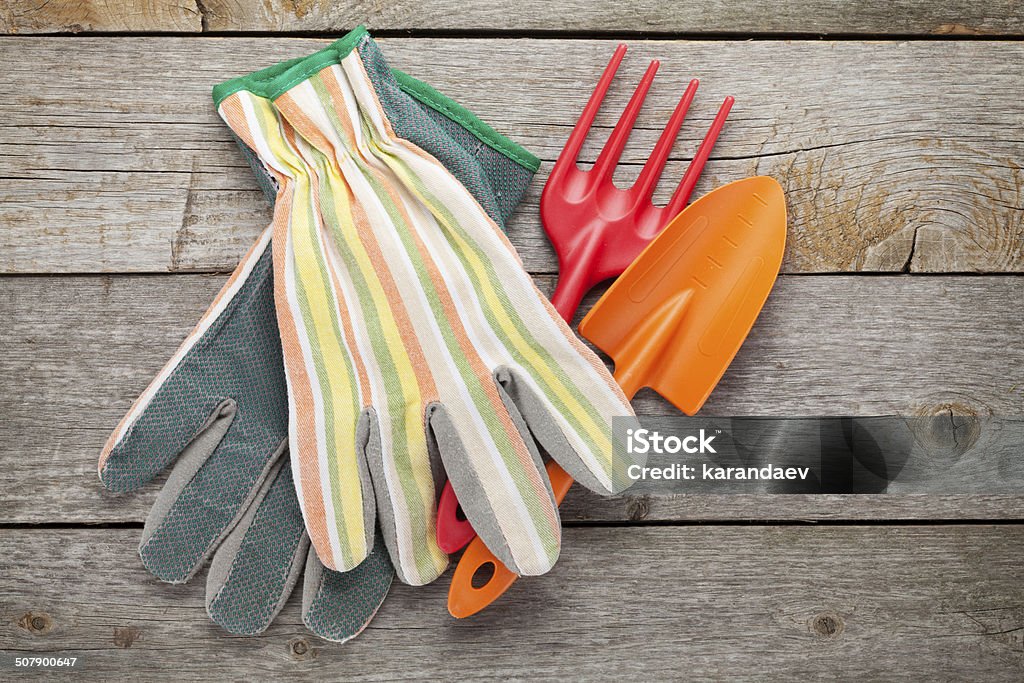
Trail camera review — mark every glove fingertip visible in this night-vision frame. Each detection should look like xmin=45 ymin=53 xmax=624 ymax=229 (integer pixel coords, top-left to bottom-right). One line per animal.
xmin=97 ymin=440 xmax=152 ymax=494
xmin=302 ymin=540 xmax=394 ymax=643
xmin=138 ymin=538 xmax=195 ymax=584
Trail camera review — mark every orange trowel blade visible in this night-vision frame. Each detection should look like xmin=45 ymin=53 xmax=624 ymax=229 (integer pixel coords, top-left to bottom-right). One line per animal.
xmin=578 ymin=176 xmax=786 ymax=412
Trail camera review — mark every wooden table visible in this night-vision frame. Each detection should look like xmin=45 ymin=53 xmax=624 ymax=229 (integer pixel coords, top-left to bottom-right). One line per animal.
xmin=1 ymin=2 xmax=1022 ymax=679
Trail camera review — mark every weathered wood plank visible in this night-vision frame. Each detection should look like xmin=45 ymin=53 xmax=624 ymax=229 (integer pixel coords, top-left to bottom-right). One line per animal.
xmin=1 ymin=527 xmax=1021 ymax=679
xmin=2 ymin=0 xmax=1022 ymax=36
xmin=200 ymin=0 xmax=1024 ymax=36
xmin=1 ymin=273 xmax=1021 ymax=524
xmin=0 ymin=0 xmax=201 ymax=34
xmin=1 ymin=38 xmax=1021 ymax=274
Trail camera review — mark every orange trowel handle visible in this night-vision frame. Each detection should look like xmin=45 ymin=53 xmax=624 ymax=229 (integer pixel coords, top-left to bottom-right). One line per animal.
xmin=447 ymin=459 xmax=575 ymax=618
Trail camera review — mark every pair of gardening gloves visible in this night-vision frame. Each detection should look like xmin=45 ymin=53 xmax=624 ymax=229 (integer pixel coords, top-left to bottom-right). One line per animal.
xmin=99 ymin=27 xmax=640 ymax=642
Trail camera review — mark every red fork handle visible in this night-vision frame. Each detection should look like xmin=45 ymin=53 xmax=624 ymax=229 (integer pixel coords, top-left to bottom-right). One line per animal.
xmin=447 ymin=460 xmax=575 ymax=618
xmin=549 ymin=253 xmax=597 ymax=322
xmin=549 ymin=272 xmax=589 ymax=323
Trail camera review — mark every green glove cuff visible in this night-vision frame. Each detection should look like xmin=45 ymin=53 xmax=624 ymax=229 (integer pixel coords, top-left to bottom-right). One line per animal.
xmin=213 ymin=26 xmax=539 ymax=177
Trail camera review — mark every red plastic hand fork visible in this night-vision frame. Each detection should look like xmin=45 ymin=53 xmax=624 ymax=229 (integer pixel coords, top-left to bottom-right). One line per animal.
xmin=543 ymin=44 xmax=733 ymax=320
xmin=439 ymin=45 xmax=733 ymax=615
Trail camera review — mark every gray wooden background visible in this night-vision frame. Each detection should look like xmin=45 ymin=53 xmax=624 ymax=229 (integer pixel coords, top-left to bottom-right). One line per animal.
xmin=1 ymin=1 xmax=1022 ymax=680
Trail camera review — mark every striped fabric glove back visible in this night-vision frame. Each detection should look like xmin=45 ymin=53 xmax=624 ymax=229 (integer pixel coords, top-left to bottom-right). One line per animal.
xmin=98 ymin=30 xmax=536 ymax=640
xmin=215 ymin=28 xmax=642 ymax=585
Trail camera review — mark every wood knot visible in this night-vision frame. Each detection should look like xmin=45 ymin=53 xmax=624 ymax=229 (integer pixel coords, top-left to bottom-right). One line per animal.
xmin=911 ymin=401 xmax=984 ymax=458
xmin=810 ymin=612 xmax=844 ymax=639
xmin=18 ymin=612 xmax=53 ymax=635
xmin=289 ymin=637 xmax=317 ymax=660
xmin=626 ymin=495 xmax=650 ymax=521
xmin=113 ymin=626 xmax=141 ymax=648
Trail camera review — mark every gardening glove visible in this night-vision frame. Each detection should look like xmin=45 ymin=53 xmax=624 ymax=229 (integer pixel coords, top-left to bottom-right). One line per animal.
xmin=214 ymin=27 xmax=642 ymax=585
xmin=98 ymin=48 xmax=536 ymax=639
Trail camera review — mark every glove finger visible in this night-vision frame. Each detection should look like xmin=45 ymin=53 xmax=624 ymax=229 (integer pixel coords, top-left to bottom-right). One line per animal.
xmin=270 ymin=108 xmax=446 ymax=584
xmin=206 ymin=452 xmax=307 ymax=635
xmin=99 ymin=231 xmax=278 ymax=493
xmin=302 ymin=532 xmax=393 ymax=643
xmin=429 ymin=401 xmax=560 ymax=577
xmin=362 ymin=408 xmax=448 ymax=586
xmin=220 ymin=93 xmax=377 ymax=574
xmin=495 ymin=365 xmax=640 ymax=495
xmin=140 ymin=423 xmax=288 ymax=583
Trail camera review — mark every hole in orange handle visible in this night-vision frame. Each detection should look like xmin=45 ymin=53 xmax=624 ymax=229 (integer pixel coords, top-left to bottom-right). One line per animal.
xmin=471 ymin=562 xmax=495 ymax=589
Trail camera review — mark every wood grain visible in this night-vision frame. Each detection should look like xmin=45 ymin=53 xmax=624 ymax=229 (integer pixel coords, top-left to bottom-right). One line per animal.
xmin=2 ymin=0 xmax=1022 ymax=36
xmin=1 ymin=273 xmax=1020 ymax=524
xmin=1 ymin=38 xmax=1022 ymax=274
xmin=0 ymin=0 xmax=201 ymax=33
xmin=1 ymin=527 xmax=1022 ymax=679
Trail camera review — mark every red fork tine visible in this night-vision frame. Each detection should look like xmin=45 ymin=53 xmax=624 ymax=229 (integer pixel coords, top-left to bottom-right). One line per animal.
xmin=633 ymin=78 xmax=699 ymax=200
xmin=553 ymin=43 xmax=628 ymax=172
xmin=665 ymin=95 xmax=735 ymax=217
xmin=590 ymin=59 xmax=659 ymax=182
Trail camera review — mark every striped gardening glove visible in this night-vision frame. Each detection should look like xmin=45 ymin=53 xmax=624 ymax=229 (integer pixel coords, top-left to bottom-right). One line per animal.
xmin=213 ymin=27 xmax=643 ymax=586
xmin=97 ymin=37 xmax=536 ymax=640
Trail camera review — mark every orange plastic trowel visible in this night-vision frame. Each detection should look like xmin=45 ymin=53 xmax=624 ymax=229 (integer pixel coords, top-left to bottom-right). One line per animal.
xmin=447 ymin=176 xmax=787 ymax=618
xmin=579 ymin=175 xmax=787 ymax=409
